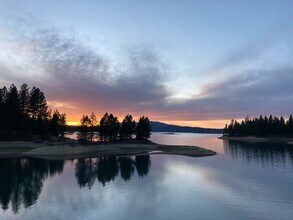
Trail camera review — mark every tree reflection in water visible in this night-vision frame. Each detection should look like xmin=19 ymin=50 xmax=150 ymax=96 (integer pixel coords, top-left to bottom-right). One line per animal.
xmin=224 ymin=140 xmax=293 ymax=168
xmin=75 ymin=155 xmax=151 ymax=188
xmin=0 ymin=158 xmax=64 ymax=213
xmin=0 ymin=155 xmax=151 ymax=212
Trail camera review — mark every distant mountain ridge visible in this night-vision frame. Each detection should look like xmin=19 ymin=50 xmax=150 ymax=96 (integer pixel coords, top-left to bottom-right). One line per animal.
xmin=67 ymin=121 xmax=223 ymax=134
xmin=150 ymin=121 xmax=223 ymax=134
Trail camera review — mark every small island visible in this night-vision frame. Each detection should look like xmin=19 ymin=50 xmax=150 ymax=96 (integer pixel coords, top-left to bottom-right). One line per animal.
xmin=221 ymin=115 xmax=293 ymax=145
xmin=0 ymin=83 xmax=216 ymax=159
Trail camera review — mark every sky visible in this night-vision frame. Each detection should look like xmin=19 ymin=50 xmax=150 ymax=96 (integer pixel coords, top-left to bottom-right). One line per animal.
xmin=0 ymin=0 xmax=293 ymax=128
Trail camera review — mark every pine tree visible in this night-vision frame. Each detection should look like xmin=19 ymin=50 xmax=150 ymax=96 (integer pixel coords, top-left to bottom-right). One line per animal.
xmin=89 ymin=112 xmax=97 ymax=142
xmin=280 ymin=116 xmax=285 ymax=134
xmin=98 ymin=112 xmax=120 ymax=141
xmin=108 ymin=114 xmax=120 ymax=141
xmin=19 ymin=84 xmax=30 ymax=116
xmin=5 ymin=84 xmax=20 ymax=133
xmin=120 ymin=114 xmax=136 ymax=140
xmin=0 ymin=87 xmax=7 ymax=136
xmin=223 ymin=115 xmax=293 ymax=137
xmin=49 ymin=110 xmax=67 ymax=137
xmin=58 ymin=112 xmax=66 ymax=137
xmin=287 ymin=114 xmax=293 ymax=136
xmin=223 ymin=124 xmax=228 ymax=136
xmin=29 ymin=87 xmax=49 ymax=120
xmin=99 ymin=112 xmax=109 ymax=141
xmin=78 ymin=115 xmax=91 ymax=142
xmin=0 ymin=83 xmax=67 ymax=139
xmin=135 ymin=116 xmax=151 ymax=140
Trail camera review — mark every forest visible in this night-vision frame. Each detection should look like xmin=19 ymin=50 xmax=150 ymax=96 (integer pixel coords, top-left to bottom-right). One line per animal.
xmin=0 ymin=84 xmax=66 ymax=140
xmin=0 ymin=83 xmax=151 ymax=141
xmin=223 ymin=115 xmax=293 ymax=137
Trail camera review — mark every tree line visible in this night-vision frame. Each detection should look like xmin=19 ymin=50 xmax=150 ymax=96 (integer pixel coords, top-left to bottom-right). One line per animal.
xmin=0 ymin=84 xmax=66 ymax=140
xmin=78 ymin=113 xmax=151 ymax=142
xmin=0 ymin=83 xmax=152 ymax=141
xmin=223 ymin=115 xmax=293 ymax=137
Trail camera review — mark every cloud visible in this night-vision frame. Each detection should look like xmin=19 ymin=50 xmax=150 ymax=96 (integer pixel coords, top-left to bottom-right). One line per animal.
xmin=207 ymin=26 xmax=293 ymax=78
xmin=0 ymin=19 xmax=169 ymax=117
xmin=160 ymin=67 xmax=293 ymax=121
xmin=151 ymin=27 xmax=293 ymax=122
xmin=0 ymin=16 xmax=293 ymax=125
xmin=47 ymin=101 xmax=77 ymax=110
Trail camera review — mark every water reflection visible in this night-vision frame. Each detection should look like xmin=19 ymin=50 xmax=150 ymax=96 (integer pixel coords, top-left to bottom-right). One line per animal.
xmin=224 ymin=140 xmax=293 ymax=168
xmin=0 ymin=158 xmax=64 ymax=213
xmin=75 ymin=155 xmax=151 ymax=188
xmin=2 ymin=133 xmax=293 ymax=220
xmin=0 ymin=155 xmax=151 ymax=212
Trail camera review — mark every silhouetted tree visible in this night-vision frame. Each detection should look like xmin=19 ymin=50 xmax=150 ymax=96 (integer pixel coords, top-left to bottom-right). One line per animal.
xmin=99 ymin=112 xmax=109 ymax=141
xmin=98 ymin=112 xmax=120 ymax=141
xmin=268 ymin=115 xmax=274 ymax=134
xmin=287 ymin=114 xmax=293 ymax=136
xmin=223 ymin=124 xmax=228 ymax=136
xmin=5 ymin=85 xmax=20 ymax=135
xmin=78 ymin=115 xmax=91 ymax=142
xmin=19 ymin=84 xmax=30 ymax=117
xmin=28 ymin=87 xmax=50 ymax=135
xmin=49 ymin=110 xmax=67 ymax=137
xmin=89 ymin=112 xmax=98 ymax=142
xmin=280 ymin=116 xmax=286 ymax=134
xmin=120 ymin=114 xmax=136 ymax=140
xmin=135 ymin=116 xmax=151 ymax=140
xmin=0 ymin=87 xmax=5 ymax=136
xmin=108 ymin=114 xmax=120 ymax=141
xmin=18 ymin=84 xmax=31 ymax=133
xmin=0 ymin=83 xmax=66 ymax=140
xmin=29 ymin=87 xmax=49 ymax=120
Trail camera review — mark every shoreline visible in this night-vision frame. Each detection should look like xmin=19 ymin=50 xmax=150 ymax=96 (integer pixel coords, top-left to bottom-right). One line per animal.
xmin=219 ymin=136 xmax=293 ymax=145
xmin=0 ymin=139 xmax=216 ymax=160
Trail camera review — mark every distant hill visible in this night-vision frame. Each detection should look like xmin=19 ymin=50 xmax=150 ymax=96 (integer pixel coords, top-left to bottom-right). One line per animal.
xmin=150 ymin=121 xmax=223 ymax=134
xmin=66 ymin=121 xmax=223 ymax=134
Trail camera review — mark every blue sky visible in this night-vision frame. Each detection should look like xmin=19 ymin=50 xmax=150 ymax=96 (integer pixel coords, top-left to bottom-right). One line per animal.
xmin=0 ymin=0 xmax=293 ymax=127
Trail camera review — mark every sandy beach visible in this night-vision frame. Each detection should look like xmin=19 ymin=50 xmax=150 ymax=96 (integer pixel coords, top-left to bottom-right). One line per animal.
xmin=0 ymin=139 xmax=216 ymax=159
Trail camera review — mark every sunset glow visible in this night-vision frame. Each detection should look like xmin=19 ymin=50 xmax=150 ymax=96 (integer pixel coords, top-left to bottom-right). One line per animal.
xmin=67 ymin=121 xmax=79 ymax=126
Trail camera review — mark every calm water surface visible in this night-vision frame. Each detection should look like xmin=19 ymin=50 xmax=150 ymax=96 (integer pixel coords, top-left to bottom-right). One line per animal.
xmin=1 ymin=133 xmax=293 ymax=220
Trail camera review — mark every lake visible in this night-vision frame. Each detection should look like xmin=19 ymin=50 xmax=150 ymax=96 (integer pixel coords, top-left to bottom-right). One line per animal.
xmin=1 ymin=133 xmax=293 ymax=220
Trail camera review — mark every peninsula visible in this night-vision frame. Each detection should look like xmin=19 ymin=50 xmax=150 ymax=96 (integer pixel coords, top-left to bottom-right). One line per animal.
xmin=0 ymin=138 xmax=216 ymax=159
xmin=0 ymin=83 xmax=216 ymax=160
